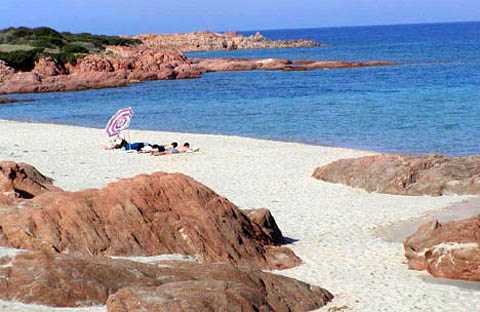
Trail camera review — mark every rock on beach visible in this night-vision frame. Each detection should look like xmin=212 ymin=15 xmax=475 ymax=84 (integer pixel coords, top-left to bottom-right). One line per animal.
xmin=404 ymin=216 xmax=480 ymax=281
xmin=0 ymin=162 xmax=300 ymax=270
xmin=312 ymin=153 xmax=480 ymax=196
xmin=0 ymin=251 xmax=333 ymax=310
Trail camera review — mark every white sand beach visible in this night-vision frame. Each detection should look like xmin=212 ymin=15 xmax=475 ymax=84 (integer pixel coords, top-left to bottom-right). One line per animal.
xmin=0 ymin=119 xmax=479 ymax=311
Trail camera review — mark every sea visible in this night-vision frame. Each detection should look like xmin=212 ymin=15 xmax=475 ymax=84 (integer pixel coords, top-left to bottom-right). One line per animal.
xmin=1 ymin=22 xmax=479 ymax=155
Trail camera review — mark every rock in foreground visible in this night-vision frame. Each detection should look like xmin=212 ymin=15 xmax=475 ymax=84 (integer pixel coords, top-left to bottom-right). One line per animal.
xmin=0 ymin=251 xmax=333 ymax=310
xmin=312 ymin=153 xmax=480 ymax=196
xmin=404 ymin=216 xmax=480 ymax=281
xmin=0 ymin=161 xmax=62 ymax=198
xmin=0 ymin=167 xmax=300 ymax=269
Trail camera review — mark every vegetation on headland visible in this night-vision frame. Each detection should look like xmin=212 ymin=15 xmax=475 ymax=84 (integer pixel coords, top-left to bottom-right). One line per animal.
xmin=0 ymin=26 xmax=141 ymax=71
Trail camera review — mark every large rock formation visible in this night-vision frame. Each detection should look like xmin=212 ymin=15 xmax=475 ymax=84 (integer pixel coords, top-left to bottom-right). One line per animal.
xmin=0 ymin=31 xmax=395 ymax=95
xmin=0 ymin=166 xmax=299 ymax=270
xmin=0 ymin=162 xmax=333 ymax=310
xmin=0 ymin=251 xmax=332 ymax=310
xmin=312 ymin=153 xmax=480 ymax=196
xmin=404 ymin=216 xmax=480 ymax=281
xmin=0 ymin=48 xmax=202 ymax=94
xmin=32 ymin=56 xmax=68 ymax=77
xmin=132 ymin=30 xmax=324 ymax=52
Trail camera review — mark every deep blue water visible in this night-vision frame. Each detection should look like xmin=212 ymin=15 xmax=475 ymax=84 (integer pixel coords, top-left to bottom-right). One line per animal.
xmin=2 ymin=22 xmax=480 ymax=155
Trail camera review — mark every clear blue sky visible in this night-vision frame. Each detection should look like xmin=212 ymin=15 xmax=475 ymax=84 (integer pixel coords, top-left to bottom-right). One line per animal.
xmin=2 ymin=0 xmax=479 ymax=35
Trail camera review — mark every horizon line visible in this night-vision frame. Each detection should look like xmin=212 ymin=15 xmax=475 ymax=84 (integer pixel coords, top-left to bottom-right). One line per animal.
xmin=232 ymin=20 xmax=480 ymax=35
xmin=1 ymin=19 xmax=478 ymax=37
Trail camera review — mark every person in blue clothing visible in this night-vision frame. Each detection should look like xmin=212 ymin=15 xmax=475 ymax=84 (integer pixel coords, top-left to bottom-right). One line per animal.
xmin=119 ymin=139 xmax=144 ymax=151
xmin=103 ymin=136 xmax=151 ymax=151
xmin=103 ymin=135 xmax=176 ymax=152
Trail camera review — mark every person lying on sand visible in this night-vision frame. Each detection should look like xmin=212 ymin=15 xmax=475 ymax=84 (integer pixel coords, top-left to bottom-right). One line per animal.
xmin=102 ymin=136 xmax=159 ymax=152
xmin=150 ymin=142 xmax=199 ymax=156
xmin=102 ymin=135 xmax=125 ymax=150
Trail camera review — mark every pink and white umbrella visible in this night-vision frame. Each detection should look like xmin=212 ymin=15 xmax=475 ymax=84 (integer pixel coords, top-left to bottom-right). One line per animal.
xmin=105 ymin=107 xmax=134 ymax=137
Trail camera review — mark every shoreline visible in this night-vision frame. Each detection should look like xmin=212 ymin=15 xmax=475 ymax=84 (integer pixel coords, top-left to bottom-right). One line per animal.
xmin=0 ymin=118 xmax=380 ymax=155
xmin=0 ymin=117 xmax=473 ymax=157
xmin=0 ymin=119 xmax=478 ymax=311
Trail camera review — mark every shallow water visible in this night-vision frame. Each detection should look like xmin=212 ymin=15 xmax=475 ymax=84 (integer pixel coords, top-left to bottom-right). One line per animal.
xmin=2 ymin=22 xmax=479 ymax=155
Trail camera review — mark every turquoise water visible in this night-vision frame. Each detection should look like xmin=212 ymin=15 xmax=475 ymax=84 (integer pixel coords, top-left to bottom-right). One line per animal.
xmin=2 ymin=22 xmax=479 ymax=155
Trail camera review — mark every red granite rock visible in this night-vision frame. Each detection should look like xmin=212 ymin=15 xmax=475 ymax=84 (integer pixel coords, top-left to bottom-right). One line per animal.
xmin=73 ymin=54 xmax=115 ymax=72
xmin=0 ymin=97 xmax=34 ymax=104
xmin=0 ymin=47 xmax=203 ymax=94
xmin=132 ymin=30 xmax=322 ymax=52
xmin=107 ymin=262 xmax=333 ymax=312
xmin=191 ymin=57 xmax=394 ymax=73
xmin=313 ymin=153 xmax=480 ymax=196
xmin=0 ymin=169 xmax=300 ymax=269
xmin=190 ymin=57 xmax=292 ymax=72
xmin=293 ymin=60 xmax=316 ymax=65
xmin=32 ymin=56 xmax=68 ymax=77
xmin=0 ymin=161 xmax=61 ymax=198
xmin=0 ymin=39 xmax=394 ymax=95
xmin=404 ymin=216 xmax=480 ymax=281
xmin=0 ymin=251 xmax=332 ymax=310
xmin=242 ymin=208 xmax=284 ymax=245
xmin=305 ymin=61 xmax=394 ymax=70
xmin=0 ymin=60 xmax=14 ymax=82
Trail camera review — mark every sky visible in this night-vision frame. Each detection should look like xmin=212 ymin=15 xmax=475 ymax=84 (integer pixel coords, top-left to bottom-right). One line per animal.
xmin=1 ymin=0 xmax=479 ymax=35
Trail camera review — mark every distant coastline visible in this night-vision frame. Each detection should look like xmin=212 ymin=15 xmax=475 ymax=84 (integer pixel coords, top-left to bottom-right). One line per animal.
xmin=0 ymin=27 xmax=393 ymax=95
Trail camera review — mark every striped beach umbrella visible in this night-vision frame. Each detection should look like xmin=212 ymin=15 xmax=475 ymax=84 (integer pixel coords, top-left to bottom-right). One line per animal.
xmin=105 ymin=107 xmax=134 ymax=137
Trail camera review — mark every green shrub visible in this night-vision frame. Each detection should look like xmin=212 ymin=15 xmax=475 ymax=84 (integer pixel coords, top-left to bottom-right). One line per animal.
xmin=0 ymin=27 xmax=141 ymax=70
xmin=0 ymin=48 xmax=43 ymax=71
xmin=62 ymin=44 xmax=89 ymax=53
xmin=44 ymin=52 xmax=84 ymax=66
xmin=0 ymin=27 xmax=141 ymax=51
xmin=31 ymin=27 xmax=60 ymax=37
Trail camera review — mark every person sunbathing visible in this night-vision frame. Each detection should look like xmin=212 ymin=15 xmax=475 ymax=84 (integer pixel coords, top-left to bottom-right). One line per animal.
xmin=151 ymin=142 xmax=198 ymax=156
xmin=102 ymin=135 xmax=125 ymax=150
xmin=103 ymin=136 xmax=153 ymax=152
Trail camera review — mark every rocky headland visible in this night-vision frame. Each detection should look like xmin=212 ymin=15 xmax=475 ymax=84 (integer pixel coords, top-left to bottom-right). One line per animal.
xmin=132 ymin=30 xmax=325 ymax=52
xmin=0 ymin=27 xmax=395 ymax=95
xmin=0 ymin=160 xmax=333 ymax=310
xmin=312 ymin=153 xmax=480 ymax=196
xmin=0 ymin=50 xmax=394 ymax=95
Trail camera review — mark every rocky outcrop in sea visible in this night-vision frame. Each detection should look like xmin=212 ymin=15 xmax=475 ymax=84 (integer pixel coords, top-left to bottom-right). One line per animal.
xmin=0 ymin=48 xmax=394 ymax=95
xmin=132 ymin=30 xmax=325 ymax=52
xmin=0 ymin=30 xmax=394 ymax=95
